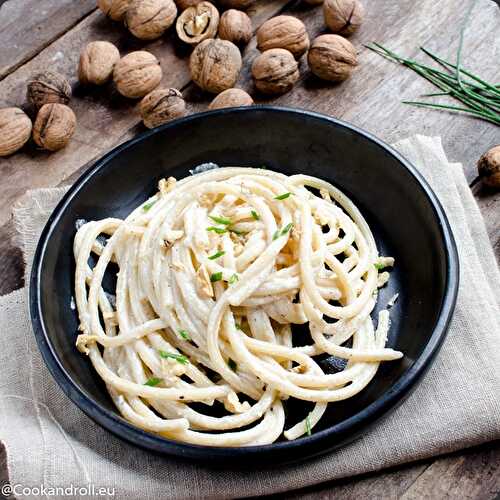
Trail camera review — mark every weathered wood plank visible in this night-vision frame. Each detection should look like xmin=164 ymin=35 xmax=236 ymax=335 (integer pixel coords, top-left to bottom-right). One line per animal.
xmin=0 ymin=0 xmax=96 ymax=79
xmin=473 ymin=183 xmax=500 ymax=260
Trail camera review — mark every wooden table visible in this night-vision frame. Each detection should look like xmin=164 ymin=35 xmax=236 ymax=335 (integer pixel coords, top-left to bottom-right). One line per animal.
xmin=1 ymin=0 xmax=499 ymax=498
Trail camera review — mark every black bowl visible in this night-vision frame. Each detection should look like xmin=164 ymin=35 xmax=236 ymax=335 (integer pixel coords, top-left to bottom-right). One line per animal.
xmin=30 ymin=107 xmax=458 ymax=465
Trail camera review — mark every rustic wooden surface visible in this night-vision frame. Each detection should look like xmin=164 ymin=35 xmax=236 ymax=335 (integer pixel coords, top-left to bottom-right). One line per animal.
xmin=0 ymin=0 xmax=499 ymax=498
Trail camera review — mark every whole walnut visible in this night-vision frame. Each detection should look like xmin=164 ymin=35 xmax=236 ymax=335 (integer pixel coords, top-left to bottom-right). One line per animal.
xmin=303 ymin=0 xmax=324 ymax=4
xmin=218 ymin=0 xmax=255 ymax=9
xmin=78 ymin=41 xmax=120 ymax=85
xmin=174 ymin=0 xmax=204 ymax=9
xmin=176 ymin=2 xmax=219 ymax=45
xmin=33 ymin=103 xmax=76 ymax=151
xmin=27 ymin=71 xmax=72 ymax=109
xmin=323 ymin=0 xmax=364 ymax=36
xmin=113 ymin=51 xmax=162 ymax=98
xmin=208 ymin=88 xmax=253 ymax=110
xmin=308 ymin=34 xmax=357 ymax=81
xmin=190 ymin=39 xmax=242 ymax=94
xmin=0 ymin=108 xmax=32 ymax=157
xmin=477 ymin=145 xmax=500 ymax=189
xmin=219 ymin=10 xmax=252 ymax=46
xmin=125 ymin=0 xmax=177 ymax=40
xmin=140 ymin=88 xmax=186 ymax=128
xmin=256 ymin=16 xmax=309 ymax=59
xmin=97 ymin=0 xmax=132 ymax=21
xmin=251 ymin=48 xmax=299 ymax=95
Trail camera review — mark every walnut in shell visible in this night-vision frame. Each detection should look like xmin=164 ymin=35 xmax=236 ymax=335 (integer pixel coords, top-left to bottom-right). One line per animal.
xmin=174 ymin=0 xmax=203 ymax=9
xmin=477 ymin=145 xmax=500 ymax=189
xmin=0 ymin=108 xmax=32 ymax=157
xmin=307 ymin=34 xmax=357 ymax=81
xmin=303 ymin=0 xmax=324 ymax=4
xmin=218 ymin=0 xmax=255 ymax=9
xmin=190 ymin=39 xmax=242 ymax=94
xmin=113 ymin=51 xmax=162 ymax=98
xmin=27 ymin=71 xmax=72 ymax=109
xmin=208 ymin=88 xmax=253 ymax=109
xmin=125 ymin=0 xmax=177 ymax=40
xmin=97 ymin=0 xmax=132 ymax=21
xmin=219 ymin=9 xmax=252 ymax=46
xmin=79 ymin=41 xmax=120 ymax=85
xmin=323 ymin=0 xmax=364 ymax=35
xmin=140 ymin=88 xmax=186 ymax=128
xmin=33 ymin=103 xmax=76 ymax=151
xmin=176 ymin=2 xmax=219 ymax=45
xmin=251 ymin=48 xmax=299 ymax=95
xmin=256 ymin=15 xmax=310 ymax=59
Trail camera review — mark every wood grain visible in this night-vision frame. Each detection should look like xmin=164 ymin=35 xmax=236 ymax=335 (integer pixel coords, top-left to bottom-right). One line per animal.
xmin=0 ymin=0 xmax=96 ymax=79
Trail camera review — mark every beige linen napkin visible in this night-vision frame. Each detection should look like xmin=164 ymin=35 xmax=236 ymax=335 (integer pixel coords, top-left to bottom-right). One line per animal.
xmin=1 ymin=135 xmax=499 ymax=499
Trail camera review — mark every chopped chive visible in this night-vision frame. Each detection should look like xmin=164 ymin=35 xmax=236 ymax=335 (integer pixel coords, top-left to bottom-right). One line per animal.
xmin=142 ymin=199 xmax=158 ymax=212
xmin=305 ymin=414 xmax=312 ymax=436
xmin=251 ymin=210 xmax=260 ymax=221
xmin=374 ymin=263 xmax=385 ymax=270
xmin=209 ymin=215 xmax=232 ymax=225
xmin=229 ymin=228 xmax=247 ymax=235
xmin=208 ymin=250 xmax=225 ymax=260
xmin=281 ymin=222 xmax=294 ymax=236
xmin=159 ymin=350 xmax=188 ymax=364
xmin=178 ymin=329 xmax=190 ymax=341
xmin=272 ymin=230 xmax=280 ymax=241
xmin=227 ymin=358 xmax=237 ymax=372
xmin=207 ymin=226 xmax=227 ymax=234
xmin=228 ymin=273 xmax=239 ymax=284
xmin=144 ymin=377 xmax=162 ymax=387
xmin=235 ymin=323 xmax=242 ymax=330
xmin=274 ymin=192 xmax=291 ymax=200
xmin=210 ymin=272 xmax=223 ymax=282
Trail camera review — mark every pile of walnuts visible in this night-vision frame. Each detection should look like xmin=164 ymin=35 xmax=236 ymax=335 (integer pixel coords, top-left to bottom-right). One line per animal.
xmin=0 ymin=0 xmax=363 ymax=157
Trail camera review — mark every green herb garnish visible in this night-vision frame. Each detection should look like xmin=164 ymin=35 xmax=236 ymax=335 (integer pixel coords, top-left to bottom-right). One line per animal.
xmin=229 ymin=228 xmax=247 ymax=235
xmin=235 ymin=323 xmax=242 ymax=330
xmin=210 ymin=272 xmax=223 ymax=282
xmin=228 ymin=273 xmax=239 ymax=284
xmin=142 ymin=199 xmax=158 ymax=212
xmin=281 ymin=222 xmax=294 ymax=236
xmin=251 ymin=210 xmax=260 ymax=221
xmin=144 ymin=377 xmax=162 ymax=387
xmin=209 ymin=215 xmax=232 ymax=225
xmin=159 ymin=350 xmax=188 ymax=364
xmin=374 ymin=263 xmax=385 ymax=271
xmin=227 ymin=358 xmax=237 ymax=372
xmin=274 ymin=192 xmax=292 ymax=200
xmin=207 ymin=226 xmax=227 ymax=234
xmin=178 ymin=330 xmax=190 ymax=340
xmin=208 ymin=251 xmax=225 ymax=260
xmin=272 ymin=230 xmax=280 ymax=241
xmin=366 ymin=4 xmax=500 ymax=126
xmin=305 ymin=414 xmax=312 ymax=436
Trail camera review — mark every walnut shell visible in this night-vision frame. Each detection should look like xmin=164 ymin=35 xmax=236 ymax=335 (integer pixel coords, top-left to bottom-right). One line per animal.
xmin=218 ymin=0 xmax=255 ymax=9
xmin=27 ymin=71 xmax=72 ymax=109
xmin=251 ymin=48 xmax=299 ymax=95
xmin=478 ymin=145 xmax=500 ymax=189
xmin=219 ymin=9 xmax=252 ymax=46
xmin=113 ymin=51 xmax=162 ymax=98
xmin=208 ymin=88 xmax=253 ymax=109
xmin=140 ymin=88 xmax=186 ymax=128
xmin=0 ymin=108 xmax=32 ymax=157
xmin=176 ymin=2 xmax=219 ymax=45
xmin=97 ymin=0 xmax=132 ymax=21
xmin=78 ymin=41 xmax=120 ymax=85
xmin=308 ymin=34 xmax=357 ymax=81
xmin=174 ymin=0 xmax=204 ymax=9
xmin=303 ymin=0 xmax=324 ymax=4
xmin=125 ymin=0 xmax=177 ymax=40
xmin=33 ymin=103 xmax=76 ymax=151
xmin=323 ymin=0 xmax=364 ymax=36
xmin=256 ymin=15 xmax=310 ymax=59
xmin=190 ymin=39 xmax=242 ymax=94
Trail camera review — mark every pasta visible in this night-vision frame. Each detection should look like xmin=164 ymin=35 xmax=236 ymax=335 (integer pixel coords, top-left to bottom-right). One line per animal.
xmin=74 ymin=167 xmax=402 ymax=446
